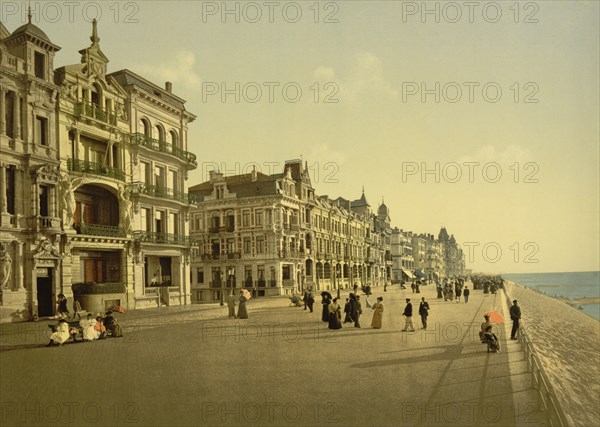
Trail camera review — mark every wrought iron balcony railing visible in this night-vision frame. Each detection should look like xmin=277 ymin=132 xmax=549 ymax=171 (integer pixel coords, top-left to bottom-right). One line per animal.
xmin=134 ymin=231 xmax=190 ymax=245
xmin=133 ymin=183 xmax=192 ymax=204
xmin=67 ymin=158 xmax=125 ymax=182
xmin=79 ymin=223 xmax=125 ymax=237
xmin=74 ymin=101 xmax=118 ymax=125
xmin=130 ymin=133 xmax=197 ymax=169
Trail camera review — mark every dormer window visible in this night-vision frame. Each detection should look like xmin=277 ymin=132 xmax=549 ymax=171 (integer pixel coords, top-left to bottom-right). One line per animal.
xmin=34 ymin=51 xmax=45 ymax=79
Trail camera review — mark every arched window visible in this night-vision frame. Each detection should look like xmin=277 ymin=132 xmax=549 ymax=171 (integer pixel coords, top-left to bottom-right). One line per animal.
xmin=155 ymin=124 xmax=165 ymax=142
xmin=139 ymin=118 xmax=151 ymax=138
xmin=91 ymin=83 xmax=102 ymax=107
xmin=169 ymin=130 xmax=179 ymax=148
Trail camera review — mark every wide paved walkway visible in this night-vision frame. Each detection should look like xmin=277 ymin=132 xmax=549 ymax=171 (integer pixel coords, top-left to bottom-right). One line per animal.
xmin=0 ymin=283 xmax=549 ymax=426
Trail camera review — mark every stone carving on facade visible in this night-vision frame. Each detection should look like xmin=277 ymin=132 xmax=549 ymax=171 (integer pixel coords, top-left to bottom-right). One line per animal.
xmin=0 ymin=242 xmax=13 ymax=290
xmin=59 ymin=175 xmax=88 ymax=229
xmin=118 ymin=186 xmax=133 ymax=235
xmin=33 ymin=238 xmax=61 ymax=260
xmin=60 ymin=81 xmax=78 ymax=101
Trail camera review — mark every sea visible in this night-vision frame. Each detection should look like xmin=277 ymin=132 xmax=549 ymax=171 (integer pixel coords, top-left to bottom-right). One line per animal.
xmin=502 ymin=271 xmax=600 ymax=320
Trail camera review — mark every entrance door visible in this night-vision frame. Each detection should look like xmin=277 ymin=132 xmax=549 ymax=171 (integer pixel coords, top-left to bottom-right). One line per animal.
xmin=37 ymin=275 xmax=53 ymax=317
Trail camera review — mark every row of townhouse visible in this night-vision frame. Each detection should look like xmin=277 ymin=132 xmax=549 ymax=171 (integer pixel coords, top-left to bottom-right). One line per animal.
xmin=187 ymin=162 xmax=395 ymax=304
xmin=0 ymin=19 xmax=196 ymax=322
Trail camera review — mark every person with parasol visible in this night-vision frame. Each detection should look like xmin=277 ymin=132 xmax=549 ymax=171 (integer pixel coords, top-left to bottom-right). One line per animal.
xmin=371 ymin=296 xmax=384 ymax=329
xmin=321 ymin=291 xmax=332 ymax=323
xmin=237 ymin=289 xmax=251 ymax=319
xmin=480 ymin=312 xmax=503 ymax=352
xmin=327 ymin=297 xmax=342 ymax=329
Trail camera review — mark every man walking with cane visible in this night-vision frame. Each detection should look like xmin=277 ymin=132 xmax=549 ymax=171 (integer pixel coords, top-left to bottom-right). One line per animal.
xmin=418 ymin=297 xmax=430 ymax=330
xmin=402 ymin=298 xmax=415 ymax=332
xmin=510 ymin=300 xmax=521 ymax=340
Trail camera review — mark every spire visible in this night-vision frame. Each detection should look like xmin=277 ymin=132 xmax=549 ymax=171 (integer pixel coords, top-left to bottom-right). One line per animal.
xmin=90 ymin=19 xmax=100 ymax=46
xmin=362 ymin=185 xmax=365 ymax=195
xmin=27 ymin=4 xmax=32 ymax=23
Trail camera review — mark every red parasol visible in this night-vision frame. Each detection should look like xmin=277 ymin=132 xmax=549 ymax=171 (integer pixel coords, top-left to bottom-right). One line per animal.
xmin=242 ymin=289 xmax=252 ymax=300
xmin=484 ymin=311 xmax=504 ymax=324
xmin=111 ymin=305 xmax=126 ymax=314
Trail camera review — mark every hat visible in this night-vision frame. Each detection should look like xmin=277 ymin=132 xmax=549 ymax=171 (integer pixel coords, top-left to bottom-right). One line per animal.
xmin=377 ymin=297 xmax=383 ymax=301
xmin=513 ymin=300 xmax=518 ymax=304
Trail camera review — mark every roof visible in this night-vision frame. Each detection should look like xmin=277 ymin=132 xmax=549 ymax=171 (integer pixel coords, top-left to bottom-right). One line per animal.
xmin=0 ymin=22 xmax=10 ymax=40
xmin=352 ymin=191 xmax=370 ymax=207
xmin=12 ymin=22 xmax=51 ymax=43
xmin=108 ymin=69 xmax=188 ymax=112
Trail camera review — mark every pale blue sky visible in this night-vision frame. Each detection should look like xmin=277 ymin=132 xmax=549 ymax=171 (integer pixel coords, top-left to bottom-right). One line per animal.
xmin=3 ymin=1 xmax=598 ymax=273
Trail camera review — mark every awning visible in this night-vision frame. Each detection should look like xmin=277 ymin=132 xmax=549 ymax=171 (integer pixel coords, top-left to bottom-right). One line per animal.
xmin=415 ymin=269 xmax=426 ymax=279
xmin=402 ymin=269 xmax=414 ymax=279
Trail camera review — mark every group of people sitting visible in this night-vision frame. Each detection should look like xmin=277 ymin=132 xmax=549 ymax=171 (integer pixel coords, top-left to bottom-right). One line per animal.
xmin=480 ymin=314 xmax=500 ymax=353
xmin=47 ymin=311 xmax=123 ymax=346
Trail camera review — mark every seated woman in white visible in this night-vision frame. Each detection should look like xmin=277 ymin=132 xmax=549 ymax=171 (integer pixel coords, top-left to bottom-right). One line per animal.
xmin=80 ymin=313 xmax=98 ymax=341
xmin=47 ymin=320 xmax=70 ymax=346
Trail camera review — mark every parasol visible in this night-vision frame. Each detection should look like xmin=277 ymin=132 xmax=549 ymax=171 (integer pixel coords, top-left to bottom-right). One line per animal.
xmin=321 ymin=291 xmax=332 ymax=299
xmin=484 ymin=311 xmax=504 ymax=324
xmin=242 ymin=288 xmax=252 ymax=300
xmin=111 ymin=305 xmax=126 ymax=314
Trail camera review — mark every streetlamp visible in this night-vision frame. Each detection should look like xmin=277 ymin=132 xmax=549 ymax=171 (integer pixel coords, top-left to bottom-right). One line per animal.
xmin=219 ymin=271 xmax=224 ymax=306
xmin=336 ymin=264 xmax=341 ymax=299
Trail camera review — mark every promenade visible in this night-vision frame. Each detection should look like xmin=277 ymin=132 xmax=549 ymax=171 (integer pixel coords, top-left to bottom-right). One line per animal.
xmin=0 ymin=283 xmax=548 ymax=427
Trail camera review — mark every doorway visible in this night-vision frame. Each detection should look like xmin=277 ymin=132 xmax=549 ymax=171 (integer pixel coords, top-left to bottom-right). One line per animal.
xmin=36 ymin=270 xmax=53 ymax=317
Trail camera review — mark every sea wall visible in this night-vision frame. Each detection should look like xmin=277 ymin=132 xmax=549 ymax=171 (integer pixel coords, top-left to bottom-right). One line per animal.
xmin=504 ymin=280 xmax=600 ymax=427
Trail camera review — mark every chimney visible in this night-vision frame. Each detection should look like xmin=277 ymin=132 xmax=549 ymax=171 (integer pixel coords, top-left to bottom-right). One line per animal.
xmin=165 ymin=82 xmax=173 ymax=93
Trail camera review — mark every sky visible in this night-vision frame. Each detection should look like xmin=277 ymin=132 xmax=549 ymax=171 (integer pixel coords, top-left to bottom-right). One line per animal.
xmin=2 ymin=0 xmax=598 ymax=274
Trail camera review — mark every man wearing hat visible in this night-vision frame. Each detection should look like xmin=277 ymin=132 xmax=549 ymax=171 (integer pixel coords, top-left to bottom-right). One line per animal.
xmin=402 ymin=298 xmax=415 ymax=332
xmin=509 ymin=300 xmax=521 ymax=340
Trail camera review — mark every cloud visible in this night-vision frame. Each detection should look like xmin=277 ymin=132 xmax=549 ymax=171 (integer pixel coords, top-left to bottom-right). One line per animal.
xmin=313 ymin=52 xmax=398 ymax=103
xmin=136 ymin=50 xmax=202 ymax=92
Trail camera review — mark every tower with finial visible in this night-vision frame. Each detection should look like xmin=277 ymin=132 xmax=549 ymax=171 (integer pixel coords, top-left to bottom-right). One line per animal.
xmin=78 ymin=19 xmax=109 ymax=78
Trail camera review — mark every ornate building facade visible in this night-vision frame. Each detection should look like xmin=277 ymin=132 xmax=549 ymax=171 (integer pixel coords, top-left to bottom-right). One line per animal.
xmin=0 ymin=19 xmax=196 ymax=322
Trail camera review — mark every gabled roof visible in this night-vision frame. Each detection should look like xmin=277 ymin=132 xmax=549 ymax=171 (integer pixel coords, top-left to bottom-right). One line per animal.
xmin=0 ymin=22 xmax=10 ymax=40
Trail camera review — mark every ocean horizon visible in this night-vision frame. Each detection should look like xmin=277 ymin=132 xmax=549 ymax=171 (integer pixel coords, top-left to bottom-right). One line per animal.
xmin=501 ymin=271 xmax=600 ymax=320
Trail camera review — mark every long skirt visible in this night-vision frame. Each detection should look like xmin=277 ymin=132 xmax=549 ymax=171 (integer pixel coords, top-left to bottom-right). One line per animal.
xmin=328 ymin=312 xmax=342 ymax=329
xmin=321 ymin=304 xmax=329 ymax=322
xmin=237 ymin=302 xmax=248 ymax=319
xmin=371 ymin=311 xmax=383 ymax=329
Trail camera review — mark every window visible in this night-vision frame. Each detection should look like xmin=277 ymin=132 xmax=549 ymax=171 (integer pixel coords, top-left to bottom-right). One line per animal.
xmin=255 ymin=210 xmax=263 ymax=226
xmin=169 ymin=213 xmax=179 ymax=234
xmin=39 ymin=185 xmax=49 ymax=216
xmin=243 ymin=237 xmax=251 ymax=254
xmin=265 ymin=209 xmax=272 ymax=225
xmin=169 ymin=130 xmax=178 ymax=148
xmin=169 ymin=170 xmax=178 ymax=192
xmin=141 ymin=208 xmax=151 ymax=231
xmin=155 ymin=166 xmax=165 ymax=188
xmin=35 ymin=116 xmax=48 ymax=146
xmin=227 ymin=239 xmax=235 ymax=253
xmin=242 ymin=210 xmax=250 ymax=227
xmin=256 ymin=237 xmax=265 ymax=254
xmin=34 ymin=51 xmax=45 ymax=79
xmin=155 ymin=125 xmax=165 ymax=142
xmin=155 ymin=211 xmax=164 ymax=233
xmin=282 ymin=265 xmax=291 ymax=280
xmin=6 ymin=166 xmax=15 ymax=215
xmin=197 ymin=270 xmax=204 ymax=284
xmin=196 ymin=291 xmax=204 ymax=301
xmin=194 ymin=214 xmax=203 ymax=231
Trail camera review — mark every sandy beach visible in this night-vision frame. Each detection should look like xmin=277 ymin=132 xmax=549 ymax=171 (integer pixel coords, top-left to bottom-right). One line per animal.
xmin=504 ymin=280 xmax=600 ymax=427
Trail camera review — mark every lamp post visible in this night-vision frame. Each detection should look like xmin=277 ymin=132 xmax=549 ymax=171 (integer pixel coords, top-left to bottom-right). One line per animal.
xmin=219 ymin=271 xmax=224 ymax=306
xmin=336 ymin=264 xmax=341 ymax=299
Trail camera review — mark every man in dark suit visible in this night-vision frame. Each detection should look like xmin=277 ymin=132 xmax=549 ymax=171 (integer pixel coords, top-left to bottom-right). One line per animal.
xmin=402 ymin=298 xmax=415 ymax=331
xmin=418 ymin=297 xmax=430 ymax=330
xmin=510 ymin=300 xmax=521 ymax=340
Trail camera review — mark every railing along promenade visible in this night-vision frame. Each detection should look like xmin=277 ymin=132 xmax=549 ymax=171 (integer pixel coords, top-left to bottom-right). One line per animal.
xmin=502 ymin=281 xmax=573 ymax=427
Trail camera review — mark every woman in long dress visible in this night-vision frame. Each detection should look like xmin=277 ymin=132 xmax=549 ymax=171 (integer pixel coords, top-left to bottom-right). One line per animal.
xmin=80 ymin=314 xmax=98 ymax=341
xmin=328 ymin=298 xmax=342 ymax=329
xmin=237 ymin=291 xmax=249 ymax=319
xmin=321 ymin=295 xmax=331 ymax=322
xmin=371 ymin=297 xmax=384 ymax=329
xmin=47 ymin=319 xmax=70 ymax=346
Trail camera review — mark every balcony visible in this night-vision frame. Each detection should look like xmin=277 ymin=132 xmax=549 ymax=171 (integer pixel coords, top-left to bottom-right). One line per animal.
xmin=79 ymin=224 xmax=125 ymax=237
xmin=67 ymin=158 xmax=125 ymax=182
xmin=30 ymin=216 xmax=62 ymax=230
xmin=74 ymin=101 xmax=117 ymax=125
xmin=130 ymin=133 xmax=197 ymax=169
xmin=133 ymin=183 xmax=192 ymax=204
xmin=280 ymin=249 xmax=304 ymax=259
xmin=134 ymin=231 xmax=189 ymax=245
xmin=208 ymin=225 xmax=235 ymax=234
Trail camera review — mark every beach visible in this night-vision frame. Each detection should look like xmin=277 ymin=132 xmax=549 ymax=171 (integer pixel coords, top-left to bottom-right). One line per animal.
xmin=504 ymin=280 xmax=600 ymax=427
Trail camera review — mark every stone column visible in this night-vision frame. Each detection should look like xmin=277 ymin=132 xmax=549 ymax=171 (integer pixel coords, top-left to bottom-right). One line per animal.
xmin=13 ymin=94 xmax=21 ymax=139
xmin=13 ymin=166 xmax=22 ymax=217
xmin=15 ymin=241 xmax=23 ymax=290
xmin=0 ymin=87 xmax=5 ymax=135
xmin=0 ymin=164 xmax=8 ymax=227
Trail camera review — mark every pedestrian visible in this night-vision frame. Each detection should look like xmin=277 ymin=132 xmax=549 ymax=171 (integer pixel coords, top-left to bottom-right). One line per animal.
xmin=353 ymin=283 xmax=358 ymax=294
xmin=46 ymin=319 xmax=70 ymax=346
xmin=237 ymin=290 xmax=249 ymax=319
xmin=448 ymin=287 xmax=454 ymax=302
xmin=411 ymin=282 xmax=416 ymax=293
xmin=456 ymin=286 xmax=462 ymax=303
xmin=72 ymin=298 xmax=82 ymax=320
xmin=343 ymin=298 xmax=353 ymax=323
xmin=415 ymin=281 xmax=420 ymax=293
xmin=482 ymin=325 xmax=500 ymax=353
xmin=510 ymin=300 xmax=521 ymax=340
xmin=226 ymin=291 xmax=237 ymax=319
xmin=418 ymin=297 xmax=430 ymax=330
xmin=463 ymin=286 xmax=470 ymax=303
xmin=252 ymin=287 xmax=257 ymax=298
xmin=349 ymin=294 xmax=362 ymax=328
xmin=303 ymin=290 xmax=309 ymax=310
xmin=371 ymin=296 xmax=384 ymax=329
xmin=436 ymin=284 xmax=443 ymax=299
xmin=402 ymin=298 xmax=415 ymax=332
xmin=321 ymin=293 xmax=332 ymax=322
xmin=328 ymin=298 xmax=342 ymax=330
xmin=306 ymin=291 xmax=314 ymax=312
xmin=56 ymin=293 xmax=69 ymax=319
xmin=103 ymin=311 xmax=123 ymax=337
xmin=480 ymin=314 xmax=492 ymax=342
